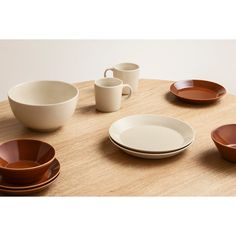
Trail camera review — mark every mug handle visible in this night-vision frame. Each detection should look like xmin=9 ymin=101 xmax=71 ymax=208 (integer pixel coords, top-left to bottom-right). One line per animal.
xmin=123 ymin=84 xmax=132 ymax=98
xmin=104 ymin=68 xmax=114 ymax=77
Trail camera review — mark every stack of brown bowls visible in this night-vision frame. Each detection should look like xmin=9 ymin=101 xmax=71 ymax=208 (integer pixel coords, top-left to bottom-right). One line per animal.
xmin=0 ymin=139 xmax=60 ymax=195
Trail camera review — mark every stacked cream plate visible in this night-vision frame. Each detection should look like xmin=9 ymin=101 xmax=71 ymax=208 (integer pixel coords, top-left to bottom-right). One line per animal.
xmin=109 ymin=115 xmax=195 ymax=159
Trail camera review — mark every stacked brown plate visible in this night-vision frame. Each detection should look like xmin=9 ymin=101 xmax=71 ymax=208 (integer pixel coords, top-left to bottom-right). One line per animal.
xmin=0 ymin=139 xmax=60 ymax=195
xmin=109 ymin=115 xmax=195 ymax=159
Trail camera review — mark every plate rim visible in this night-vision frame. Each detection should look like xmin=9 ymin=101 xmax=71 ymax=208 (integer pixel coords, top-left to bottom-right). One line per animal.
xmin=0 ymin=158 xmax=60 ymax=190
xmin=109 ymin=114 xmax=195 ymax=153
xmin=109 ymin=136 xmax=192 ymax=156
xmin=109 ymin=136 xmax=191 ymax=159
xmin=0 ymin=173 xmax=59 ymax=195
xmin=170 ymin=79 xmax=226 ymax=102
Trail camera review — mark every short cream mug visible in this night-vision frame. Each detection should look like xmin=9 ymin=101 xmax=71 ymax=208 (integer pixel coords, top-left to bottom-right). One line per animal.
xmin=94 ymin=78 xmax=132 ymax=112
xmin=104 ymin=63 xmax=139 ymax=94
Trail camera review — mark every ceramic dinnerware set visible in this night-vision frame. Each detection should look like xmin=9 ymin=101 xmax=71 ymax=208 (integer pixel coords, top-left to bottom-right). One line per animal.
xmin=0 ymin=61 xmax=235 ymax=195
xmin=0 ymin=80 xmax=78 ymax=195
xmin=99 ymin=65 xmax=234 ymax=164
xmin=168 ymin=80 xmax=236 ymax=164
xmin=100 ymin=66 xmax=236 ymax=164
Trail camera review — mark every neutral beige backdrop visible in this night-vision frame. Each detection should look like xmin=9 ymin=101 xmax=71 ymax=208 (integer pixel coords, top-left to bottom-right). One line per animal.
xmin=0 ymin=40 xmax=236 ymax=101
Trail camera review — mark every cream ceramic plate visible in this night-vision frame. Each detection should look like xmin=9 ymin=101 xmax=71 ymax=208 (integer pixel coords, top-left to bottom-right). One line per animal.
xmin=109 ymin=136 xmax=192 ymax=159
xmin=109 ymin=115 xmax=194 ymax=153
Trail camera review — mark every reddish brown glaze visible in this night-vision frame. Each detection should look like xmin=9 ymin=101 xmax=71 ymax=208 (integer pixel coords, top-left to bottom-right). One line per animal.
xmin=211 ymin=124 xmax=236 ymax=163
xmin=0 ymin=139 xmax=55 ymax=185
xmin=0 ymin=174 xmax=59 ymax=196
xmin=0 ymin=158 xmax=60 ymax=190
xmin=170 ymin=80 xmax=226 ymax=104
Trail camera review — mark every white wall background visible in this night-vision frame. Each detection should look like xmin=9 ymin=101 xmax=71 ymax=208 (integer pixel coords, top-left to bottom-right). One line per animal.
xmin=0 ymin=40 xmax=236 ymax=101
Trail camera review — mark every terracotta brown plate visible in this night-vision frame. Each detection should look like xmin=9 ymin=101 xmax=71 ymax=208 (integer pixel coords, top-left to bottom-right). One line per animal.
xmin=170 ymin=80 xmax=226 ymax=104
xmin=0 ymin=174 xmax=59 ymax=196
xmin=0 ymin=158 xmax=60 ymax=190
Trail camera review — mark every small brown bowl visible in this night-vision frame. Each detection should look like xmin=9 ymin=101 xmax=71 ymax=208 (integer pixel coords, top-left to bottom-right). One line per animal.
xmin=0 ymin=139 xmax=55 ymax=185
xmin=211 ymin=124 xmax=236 ymax=163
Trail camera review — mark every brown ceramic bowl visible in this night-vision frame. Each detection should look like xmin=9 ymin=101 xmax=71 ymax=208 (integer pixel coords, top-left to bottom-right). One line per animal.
xmin=0 ymin=139 xmax=55 ymax=185
xmin=211 ymin=124 xmax=236 ymax=162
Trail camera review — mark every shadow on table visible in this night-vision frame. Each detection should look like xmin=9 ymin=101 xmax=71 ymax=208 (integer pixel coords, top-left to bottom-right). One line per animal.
xmin=76 ymin=104 xmax=104 ymax=116
xmin=165 ymin=92 xmax=221 ymax=109
xmin=0 ymin=117 xmax=27 ymax=141
xmin=0 ymin=117 xmax=20 ymax=129
xmin=198 ymin=148 xmax=236 ymax=175
xmin=0 ymin=117 xmax=63 ymax=140
xmin=99 ymin=137 xmax=186 ymax=168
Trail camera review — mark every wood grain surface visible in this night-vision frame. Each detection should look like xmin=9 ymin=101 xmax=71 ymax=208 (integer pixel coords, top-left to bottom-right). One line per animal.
xmin=0 ymin=79 xmax=236 ymax=196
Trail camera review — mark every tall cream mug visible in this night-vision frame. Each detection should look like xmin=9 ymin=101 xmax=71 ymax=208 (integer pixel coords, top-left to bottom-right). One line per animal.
xmin=94 ymin=78 xmax=132 ymax=112
xmin=104 ymin=63 xmax=139 ymax=94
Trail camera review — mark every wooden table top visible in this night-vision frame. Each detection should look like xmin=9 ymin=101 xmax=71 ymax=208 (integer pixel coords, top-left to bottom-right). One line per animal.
xmin=1 ymin=79 xmax=236 ymax=196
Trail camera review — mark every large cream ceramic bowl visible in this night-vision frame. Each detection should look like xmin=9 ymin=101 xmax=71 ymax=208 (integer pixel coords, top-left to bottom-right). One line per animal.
xmin=8 ymin=81 xmax=79 ymax=131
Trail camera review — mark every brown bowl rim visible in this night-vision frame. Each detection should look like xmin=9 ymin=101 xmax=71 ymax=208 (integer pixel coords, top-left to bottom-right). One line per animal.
xmin=170 ymin=79 xmax=227 ymax=101
xmin=0 ymin=139 xmax=56 ymax=171
xmin=211 ymin=124 xmax=236 ymax=150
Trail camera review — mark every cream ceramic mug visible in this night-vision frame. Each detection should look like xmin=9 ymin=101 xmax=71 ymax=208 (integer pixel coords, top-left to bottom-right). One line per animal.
xmin=95 ymin=78 xmax=132 ymax=112
xmin=104 ymin=63 xmax=139 ymax=94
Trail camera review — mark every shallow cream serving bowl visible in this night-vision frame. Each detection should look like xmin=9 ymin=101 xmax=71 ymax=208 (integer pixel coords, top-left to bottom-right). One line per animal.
xmin=8 ymin=80 xmax=79 ymax=131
